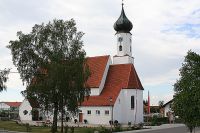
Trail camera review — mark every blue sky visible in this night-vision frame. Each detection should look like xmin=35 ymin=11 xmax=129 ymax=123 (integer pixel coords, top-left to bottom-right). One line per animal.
xmin=0 ymin=0 xmax=200 ymax=105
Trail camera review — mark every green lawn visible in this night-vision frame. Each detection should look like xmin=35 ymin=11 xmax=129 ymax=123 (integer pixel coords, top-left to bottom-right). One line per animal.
xmin=0 ymin=121 xmax=96 ymax=133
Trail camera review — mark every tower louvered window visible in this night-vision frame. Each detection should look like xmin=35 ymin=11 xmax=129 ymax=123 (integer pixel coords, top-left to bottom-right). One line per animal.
xmin=119 ymin=45 xmax=122 ymax=51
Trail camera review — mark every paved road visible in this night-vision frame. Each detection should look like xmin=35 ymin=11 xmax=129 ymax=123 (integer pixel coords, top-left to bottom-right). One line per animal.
xmin=123 ymin=127 xmax=200 ymax=133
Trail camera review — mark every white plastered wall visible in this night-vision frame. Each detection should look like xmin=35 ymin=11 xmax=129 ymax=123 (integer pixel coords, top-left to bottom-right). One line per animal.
xmin=0 ymin=103 xmax=10 ymax=110
xmin=113 ymin=55 xmax=134 ymax=65
xmin=113 ymin=89 xmax=143 ymax=124
xmin=19 ymin=99 xmax=32 ymax=121
xmin=116 ymin=33 xmax=132 ymax=56
xmin=164 ymin=104 xmax=171 ymax=117
xmin=79 ymin=106 xmax=111 ymax=125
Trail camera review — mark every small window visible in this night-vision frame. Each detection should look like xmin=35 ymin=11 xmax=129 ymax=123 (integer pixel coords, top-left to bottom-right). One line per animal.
xmin=131 ymin=96 xmax=135 ymax=109
xmin=130 ymin=46 xmax=132 ymax=52
xmin=96 ymin=110 xmax=100 ymax=115
xmin=23 ymin=110 xmax=28 ymax=115
xmin=87 ymin=110 xmax=91 ymax=115
xmin=118 ymin=37 xmax=123 ymax=42
xmin=119 ymin=45 xmax=122 ymax=51
xmin=105 ymin=110 xmax=109 ymax=115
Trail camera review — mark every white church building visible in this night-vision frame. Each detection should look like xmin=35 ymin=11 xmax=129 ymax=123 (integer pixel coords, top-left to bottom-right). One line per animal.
xmin=19 ymin=4 xmax=144 ymax=125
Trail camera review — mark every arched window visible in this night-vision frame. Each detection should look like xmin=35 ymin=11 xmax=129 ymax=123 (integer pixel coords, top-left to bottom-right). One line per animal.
xmin=131 ymin=96 xmax=134 ymax=109
xmin=130 ymin=46 xmax=132 ymax=52
xmin=119 ymin=45 xmax=122 ymax=51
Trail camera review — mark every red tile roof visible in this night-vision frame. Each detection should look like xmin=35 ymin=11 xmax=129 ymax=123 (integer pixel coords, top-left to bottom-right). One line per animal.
xmin=86 ymin=55 xmax=110 ymax=88
xmin=5 ymin=102 xmax=21 ymax=107
xmin=81 ymin=64 xmax=143 ymax=106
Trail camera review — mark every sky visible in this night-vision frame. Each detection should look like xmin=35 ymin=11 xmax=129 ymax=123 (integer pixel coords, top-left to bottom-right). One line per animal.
xmin=0 ymin=0 xmax=200 ymax=105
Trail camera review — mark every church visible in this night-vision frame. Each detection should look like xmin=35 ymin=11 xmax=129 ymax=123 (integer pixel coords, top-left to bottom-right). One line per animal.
xmin=19 ymin=3 xmax=144 ymax=125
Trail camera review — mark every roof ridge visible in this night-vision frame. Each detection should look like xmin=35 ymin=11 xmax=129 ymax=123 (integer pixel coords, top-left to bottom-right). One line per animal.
xmin=87 ymin=55 xmax=110 ymax=58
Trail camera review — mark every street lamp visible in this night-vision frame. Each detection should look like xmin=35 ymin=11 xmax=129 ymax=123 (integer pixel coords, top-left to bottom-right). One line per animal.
xmin=109 ymin=97 xmax=113 ymax=132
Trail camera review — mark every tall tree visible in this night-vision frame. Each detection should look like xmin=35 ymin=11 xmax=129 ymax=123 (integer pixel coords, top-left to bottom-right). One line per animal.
xmin=173 ymin=51 xmax=200 ymax=133
xmin=8 ymin=19 xmax=90 ymax=133
xmin=0 ymin=69 xmax=10 ymax=92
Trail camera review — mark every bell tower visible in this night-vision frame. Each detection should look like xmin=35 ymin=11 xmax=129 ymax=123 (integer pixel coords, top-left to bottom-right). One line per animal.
xmin=113 ymin=2 xmax=134 ymax=64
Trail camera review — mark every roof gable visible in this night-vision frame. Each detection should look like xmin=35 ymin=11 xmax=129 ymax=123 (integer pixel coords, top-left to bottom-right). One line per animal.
xmin=82 ymin=64 xmax=143 ymax=106
xmin=127 ymin=65 xmax=143 ymax=89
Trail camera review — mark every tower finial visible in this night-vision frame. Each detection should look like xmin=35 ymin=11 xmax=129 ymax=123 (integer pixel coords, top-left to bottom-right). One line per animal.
xmin=122 ymin=0 xmax=124 ymax=6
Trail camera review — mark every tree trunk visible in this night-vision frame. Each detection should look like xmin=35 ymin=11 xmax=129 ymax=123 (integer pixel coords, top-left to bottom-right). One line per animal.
xmin=52 ymin=103 xmax=58 ymax=133
xmin=61 ymin=107 xmax=64 ymax=133
xmin=61 ymin=97 xmax=64 ymax=133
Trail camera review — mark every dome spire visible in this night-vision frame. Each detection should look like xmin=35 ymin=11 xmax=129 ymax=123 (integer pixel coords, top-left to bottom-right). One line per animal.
xmin=113 ymin=1 xmax=133 ymax=33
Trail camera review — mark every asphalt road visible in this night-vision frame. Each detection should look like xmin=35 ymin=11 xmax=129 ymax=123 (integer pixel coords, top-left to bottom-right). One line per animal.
xmin=130 ymin=127 xmax=200 ymax=133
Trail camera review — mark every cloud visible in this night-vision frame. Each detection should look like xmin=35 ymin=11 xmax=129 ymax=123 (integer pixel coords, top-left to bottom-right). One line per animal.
xmin=0 ymin=0 xmax=200 ymax=103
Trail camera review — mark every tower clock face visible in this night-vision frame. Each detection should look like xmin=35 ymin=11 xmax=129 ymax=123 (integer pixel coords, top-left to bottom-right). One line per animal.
xmin=118 ymin=37 xmax=123 ymax=42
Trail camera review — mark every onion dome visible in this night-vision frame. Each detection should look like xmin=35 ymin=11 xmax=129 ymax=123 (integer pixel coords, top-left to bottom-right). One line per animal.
xmin=114 ymin=5 xmax=133 ymax=33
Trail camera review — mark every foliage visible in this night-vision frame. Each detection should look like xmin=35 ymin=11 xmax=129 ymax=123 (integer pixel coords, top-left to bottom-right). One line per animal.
xmin=8 ymin=19 xmax=90 ymax=133
xmin=114 ymin=123 xmax=122 ymax=132
xmin=25 ymin=123 xmax=32 ymax=132
xmin=143 ymin=100 xmax=148 ymax=106
xmin=0 ymin=121 xmax=98 ymax=133
xmin=84 ymin=119 xmax=87 ymax=124
xmin=158 ymin=101 xmax=164 ymax=108
xmin=173 ymin=51 xmax=200 ymax=132
xmin=64 ymin=125 xmax=69 ymax=133
xmin=0 ymin=69 xmax=10 ymax=92
xmin=74 ymin=119 xmax=78 ymax=123
xmin=98 ymin=126 xmax=111 ymax=133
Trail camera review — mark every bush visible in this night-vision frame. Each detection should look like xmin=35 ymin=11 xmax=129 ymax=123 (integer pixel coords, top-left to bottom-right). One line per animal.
xmin=25 ymin=123 xmax=32 ymax=132
xmin=114 ymin=120 xmax=118 ymax=127
xmin=131 ymin=125 xmax=141 ymax=130
xmin=84 ymin=119 xmax=88 ymax=124
xmin=99 ymin=126 xmax=111 ymax=133
xmin=109 ymin=120 xmax=113 ymax=125
xmin=151 ymin=116 xmax=168 ymax=125
xmin=0 ymin=117 xmax=9 ymax=121
xmin=66 ymin=117 xmax=70 ymax=122
xmin=39 ymin=116 xmax=43 ymax=121
xmin=175 ymin=118 xmax=183 ymax=123
xmin=70 ymin=126 xmax=74 ymax=133
xmin=74 ymin=119 xmax=77 ymax=123
xmin=64 ymin=125 xmax=69 ymax=133
xmin=114 ymin=123 xmax=122 ymax=132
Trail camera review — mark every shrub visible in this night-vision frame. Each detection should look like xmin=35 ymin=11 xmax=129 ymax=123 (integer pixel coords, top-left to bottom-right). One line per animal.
xmin=99 ymin=126 xmax=111 ymax=133
xmin=109 ymin=120 xmax=113 ymax=125
xmin=74 ymin=119 xmax=77 ymax=123
xmin=114 ymin=120 xmax=118 ymax=127
xmin=66 ymin=117 xmax=70 ymax=122
xmin=175 ymin=118 xmax=183 ymax=123
xmin=70 ymin=126 xmax=74 ymax=133
xmin=114 ymin=123 xmax=122 ymax=132
xmin=25 ymin=123 xmax=32 ymax=132
xmin=84 ymin=119 xmax=88 ymax=124
xmin=39 ymin=116 xmax=43 ymax=121
xmin=64 ymin=125 xmax=69 ymax=133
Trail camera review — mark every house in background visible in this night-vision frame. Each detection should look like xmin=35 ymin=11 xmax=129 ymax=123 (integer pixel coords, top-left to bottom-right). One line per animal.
xmin=19 ymin=99 xmax=53 ymax=123
xmin=0 ymin=102 xmax=21 ymax=119
xmin=19 ymin=3 xmax=144 ymax=125
xmin=162 ymin=99 xmax=173 ymax=117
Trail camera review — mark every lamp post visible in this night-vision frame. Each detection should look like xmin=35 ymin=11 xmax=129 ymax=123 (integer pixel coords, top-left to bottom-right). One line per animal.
xmin=109 ymin=97 xmax=113 ymax=132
